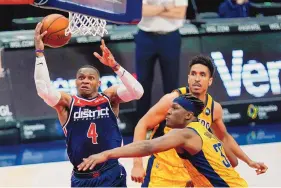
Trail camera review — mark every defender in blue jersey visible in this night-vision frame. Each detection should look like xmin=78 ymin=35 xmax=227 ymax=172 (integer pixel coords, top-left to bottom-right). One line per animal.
xmin=33 ymin=22 xmax=144 ymax=187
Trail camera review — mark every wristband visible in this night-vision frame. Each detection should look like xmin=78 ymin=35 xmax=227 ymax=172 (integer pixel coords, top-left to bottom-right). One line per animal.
xmin=35 ymin=49 xmax=44 ymax=53
xmin=112 ymin=63 xmax=120 ymax=71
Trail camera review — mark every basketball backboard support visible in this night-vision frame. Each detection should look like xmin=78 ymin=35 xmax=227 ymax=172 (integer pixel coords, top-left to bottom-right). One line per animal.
xmin=0 ymin=47 xmax=4 ymax=78
xmin=33 ymin=0 xmax=142 ymax=24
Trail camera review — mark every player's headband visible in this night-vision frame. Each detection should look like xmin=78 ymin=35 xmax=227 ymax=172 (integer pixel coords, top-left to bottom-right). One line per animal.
xmin=173 ymin=96 xmax=196 ymax=114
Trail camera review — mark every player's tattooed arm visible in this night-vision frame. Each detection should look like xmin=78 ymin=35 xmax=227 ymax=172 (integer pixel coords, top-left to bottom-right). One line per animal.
xmin=94 ymin=40 xmax=143 ymax=104
xmin=77 ymin=129 xmax=191 ymax=171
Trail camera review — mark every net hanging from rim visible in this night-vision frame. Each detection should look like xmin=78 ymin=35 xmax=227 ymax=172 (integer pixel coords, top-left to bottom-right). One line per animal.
xmin=65 ymin=12 xmax=108 ymax=37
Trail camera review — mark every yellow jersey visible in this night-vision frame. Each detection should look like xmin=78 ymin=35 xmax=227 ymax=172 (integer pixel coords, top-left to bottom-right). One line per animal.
xmin=178 ymin=122 xmax=248 ymax=187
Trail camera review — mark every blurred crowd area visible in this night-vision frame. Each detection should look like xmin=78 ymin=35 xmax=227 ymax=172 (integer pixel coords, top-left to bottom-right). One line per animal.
xmin=0 ymin=0 xmax=280 ymax=147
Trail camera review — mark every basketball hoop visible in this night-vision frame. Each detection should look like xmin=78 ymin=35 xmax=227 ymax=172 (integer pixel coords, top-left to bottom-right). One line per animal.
xmin=28 ymin=0 xmax=142 ymax=37
xmin=65 ymin=12 xmax=108 ymax=37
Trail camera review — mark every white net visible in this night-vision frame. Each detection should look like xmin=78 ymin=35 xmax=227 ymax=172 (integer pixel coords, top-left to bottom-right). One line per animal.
xmin=65 ymin=12 xmax=108 ymax=37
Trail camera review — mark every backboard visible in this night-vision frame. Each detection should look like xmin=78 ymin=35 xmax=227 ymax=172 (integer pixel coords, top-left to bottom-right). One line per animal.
xmin=33 ymin=0 xmax=142 ymax=24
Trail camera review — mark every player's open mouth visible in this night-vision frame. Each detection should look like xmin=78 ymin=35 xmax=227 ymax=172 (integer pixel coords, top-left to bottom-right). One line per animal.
xmin=80 ymin=86 xmax=90 ymax=90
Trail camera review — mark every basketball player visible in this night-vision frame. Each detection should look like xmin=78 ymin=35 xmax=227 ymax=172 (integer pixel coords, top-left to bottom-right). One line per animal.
xmin=77 ymin=94 xmax=248 ymax=187
xmin=34 ymin=22 xmax=144 ymax=187
xmin=131 ymin=55 xmax=268 ymax=187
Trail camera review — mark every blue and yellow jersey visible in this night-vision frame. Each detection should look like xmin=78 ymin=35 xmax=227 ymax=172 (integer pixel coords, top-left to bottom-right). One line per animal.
xmin=150 ymin=86 xmax=214 ymax=166
xmin=178 ymin=122 xmax=248 ymax=187
xmin=147 ymin=86 xmax=216 ymax=185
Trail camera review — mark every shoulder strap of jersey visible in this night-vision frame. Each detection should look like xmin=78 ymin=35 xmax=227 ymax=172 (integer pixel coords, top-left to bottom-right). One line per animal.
xmin=187 ymin=122 xmax=206 ymax=140
xmin=62 ymin=96 xmax=75 ymax=129
xmin=100 ymin=92 xmax=110 ymax=100
xmin=72 ymin=95 xmax=77 ymax=101
xmin=151 ymin=121 xmax=166 ymax=139
xmin=72 ymin=95 xmax=81 ymax=105
xmin=173 ymin=86 xmax=189 ymax=95
xmin=207 ymin=94 xmax=215 ymax=122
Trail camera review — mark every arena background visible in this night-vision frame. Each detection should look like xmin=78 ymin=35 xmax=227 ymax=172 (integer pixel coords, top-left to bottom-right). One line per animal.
xmin=0 ymin=0 xmax=280 ymax=187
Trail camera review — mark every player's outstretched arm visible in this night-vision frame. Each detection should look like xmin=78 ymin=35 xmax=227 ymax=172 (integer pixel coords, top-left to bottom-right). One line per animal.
xmin=94 ymin=40 xmax=143 ymax=103
xmin=77 ymin=129 xmax=188 ymax=171
xmin=221 ymin=142 xmax=238 ymax=167
xmin=211 ymin=102 xmax=268 ymax=174
xmin=34 ymin=22 xmax=72 ymax=112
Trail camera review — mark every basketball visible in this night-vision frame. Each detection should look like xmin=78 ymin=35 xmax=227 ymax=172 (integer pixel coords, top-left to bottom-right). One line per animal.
xmin=40 ymin=14 xmax=71 ymax=48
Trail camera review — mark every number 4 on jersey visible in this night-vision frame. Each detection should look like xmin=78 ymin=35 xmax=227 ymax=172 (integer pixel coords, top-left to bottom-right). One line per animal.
xmin=87 ymin=123 xmax=98 ymax=144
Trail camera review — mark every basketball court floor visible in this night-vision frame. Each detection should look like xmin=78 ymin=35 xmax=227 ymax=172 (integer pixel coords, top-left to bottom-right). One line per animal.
xmin=0 ymin=134 xmax=280 ymax=187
